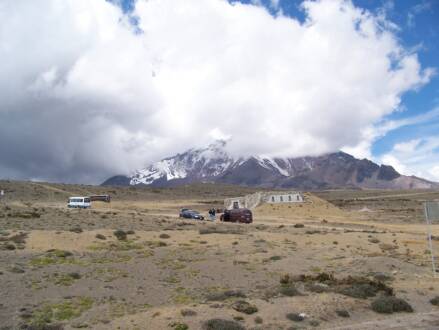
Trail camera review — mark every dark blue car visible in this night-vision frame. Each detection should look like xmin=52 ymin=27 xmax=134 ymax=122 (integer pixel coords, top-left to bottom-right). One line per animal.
xmin=179 ymin=209 xmax=204 ymax=220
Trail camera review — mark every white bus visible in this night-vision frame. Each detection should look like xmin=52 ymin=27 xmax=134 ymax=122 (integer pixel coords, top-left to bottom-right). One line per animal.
xmin=68 ymin=197 xmax=91 ymax=209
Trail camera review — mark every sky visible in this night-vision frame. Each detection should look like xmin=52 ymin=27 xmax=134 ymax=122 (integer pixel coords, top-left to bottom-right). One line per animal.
xmin=0 ymin=0 xmax=438 ymax=184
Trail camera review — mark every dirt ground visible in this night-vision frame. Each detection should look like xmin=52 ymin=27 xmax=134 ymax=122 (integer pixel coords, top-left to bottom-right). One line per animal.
xmin=1 ymin=181 xmax=439 ymax=329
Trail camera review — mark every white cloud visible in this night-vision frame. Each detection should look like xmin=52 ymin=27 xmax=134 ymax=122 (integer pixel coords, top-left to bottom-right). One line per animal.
xmin=0 ymin=0 xmax=433 ymax=183
xmin=379 ymin=137 xmax=439 ymax=182
xmin=343 ymin=107 xmax=439 ymax=160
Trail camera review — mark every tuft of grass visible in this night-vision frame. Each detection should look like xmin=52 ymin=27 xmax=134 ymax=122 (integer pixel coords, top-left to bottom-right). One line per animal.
xmin=144 ymin=240 xmax=168 ymax=248
xmin=163 ymin=275 xmax=180 ymax=284
xmin=202 ymin=319 xmax=245 ymax=330
xmin=88 ymin=240 xmax=143 ymax=251
xmin=30 ymin=250 xmax=77 ymax=267
xmin=51 ymin=272 xmax=81 ymax=286
xmin=205 ymin=290 xmax=246 ymax=301
xmin=199 ymin=227 xmax=244 ymax=235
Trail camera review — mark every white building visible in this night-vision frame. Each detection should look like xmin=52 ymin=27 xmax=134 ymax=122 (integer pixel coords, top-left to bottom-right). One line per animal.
xmin=224 ymin=191 xmax=304 ymax=210
xmin=265 ymin=192 xmax=304 ymax=204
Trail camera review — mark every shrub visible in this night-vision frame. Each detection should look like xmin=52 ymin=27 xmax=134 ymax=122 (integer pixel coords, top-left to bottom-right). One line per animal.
xmin=5 ymin=243 xmax=16 ymax=250
xmin=294 ymin=224 xmax=304 ymax=228
xmin=279 ymin=285 xmax=301 ymax=297
xmin=306 ymin=283 xmax=329 ymax=293
xmin=338 ymin=283 xmax=379 ymax=299
xmin=286 ymin=313 xmax=304 ymax=322
xmin=181 ymin=309 xmax=197 ymax=317
xmin=280 ymin=274 xmax=292 ymax=285
xmin=9 ymin=233 xmax=28 ymax=244
xmin=368 ymin=238 xmax=380 ymax=243
xmin=48 ymin=249 xmax=73 ymax=258
xmin=69 ymin=227 xmax=83 ymax=234
xmin=430 ymin=296 xmax=439 ymax=306
xmin=232 ymin=301 xmax=258 ymax=314
xmin=160 ymin=233 xmax=171 ymax=239
xmin=113 ymin=230 xmax=127 ymax=241
xmin=69 ymin=272 xmax=81 ymax=280
xmin=336 ymin=310 xmax=350 ymax=318
xmin=309 ymin=319 xmax=320 ymax=327
xmin=95 ymin=234 xmax=106 ymax=240
xmin=174 ymin=323 xmax=189 ymax=330
xmin=202 ymin=319 xmax=245 ymax=330
xmin=371 ymin=296 xmax=413 ymax=314
xmin=205 ymin=290 xmax=246 ymax=301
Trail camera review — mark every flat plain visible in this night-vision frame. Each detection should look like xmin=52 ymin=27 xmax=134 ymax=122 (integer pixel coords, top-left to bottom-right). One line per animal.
xmin=1 ymin=180 xmax=439 ymax=329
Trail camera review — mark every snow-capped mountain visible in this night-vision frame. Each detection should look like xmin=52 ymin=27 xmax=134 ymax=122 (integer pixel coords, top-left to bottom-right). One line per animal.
xmin=102 ymin=141 xmax=438 ymax=190
xmin=129 ymin=140 xmax=238 ymax=185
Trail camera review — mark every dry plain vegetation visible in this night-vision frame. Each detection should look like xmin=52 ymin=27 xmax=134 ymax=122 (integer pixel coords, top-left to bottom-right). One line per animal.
xmin=1 ymin=180 xmax=439 ymax=329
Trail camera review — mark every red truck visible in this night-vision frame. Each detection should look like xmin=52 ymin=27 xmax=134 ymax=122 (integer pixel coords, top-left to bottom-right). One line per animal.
xmin=220 ymin=208 xmax=253 ymax=224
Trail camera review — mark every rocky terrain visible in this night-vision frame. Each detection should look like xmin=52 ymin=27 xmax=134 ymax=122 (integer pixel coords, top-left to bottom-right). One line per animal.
xmin=103 ymin=141 xmax=437 ymax=190
xmin=1 ymin=180 xmax=439 ymax=329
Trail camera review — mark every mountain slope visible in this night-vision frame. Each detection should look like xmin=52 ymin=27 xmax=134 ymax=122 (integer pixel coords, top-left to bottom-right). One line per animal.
xmin=102 ymin=141 xmax=438 ymax=190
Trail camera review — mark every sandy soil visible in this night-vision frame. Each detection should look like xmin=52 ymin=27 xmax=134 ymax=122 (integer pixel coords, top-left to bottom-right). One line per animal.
xmin=1 ymin=181 xmax=439 ymax=329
